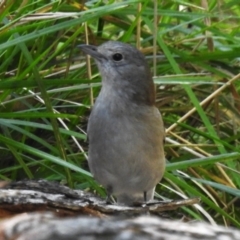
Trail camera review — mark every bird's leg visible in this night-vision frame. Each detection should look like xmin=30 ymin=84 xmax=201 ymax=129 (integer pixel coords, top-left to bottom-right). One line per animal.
xmin=106 ymin=185 xmax=114 ymax=204
xmin=144 ymin=191 xmax=147 ymax=202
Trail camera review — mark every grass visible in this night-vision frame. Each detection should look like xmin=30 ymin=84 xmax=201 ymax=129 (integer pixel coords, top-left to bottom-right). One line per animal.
xmin=0 ymin=0 xmax=240 ymax=227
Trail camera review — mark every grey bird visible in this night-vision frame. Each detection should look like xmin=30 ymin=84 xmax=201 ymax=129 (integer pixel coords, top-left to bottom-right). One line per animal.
xmin=79 ymin=41 xmax=165 ymax=205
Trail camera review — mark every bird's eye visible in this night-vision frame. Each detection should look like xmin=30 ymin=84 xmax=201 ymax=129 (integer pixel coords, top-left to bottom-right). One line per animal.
xmin=112 ymin=53 xmax=123 ymax=61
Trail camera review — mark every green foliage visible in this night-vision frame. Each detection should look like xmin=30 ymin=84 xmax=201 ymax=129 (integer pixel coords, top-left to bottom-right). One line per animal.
xmin=0 ymin=0 xmax=240 ymax=226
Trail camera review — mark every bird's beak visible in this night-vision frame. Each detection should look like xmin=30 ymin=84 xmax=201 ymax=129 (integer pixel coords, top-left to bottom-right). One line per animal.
xmin=78 ymin=44 xmax=106 ymax=61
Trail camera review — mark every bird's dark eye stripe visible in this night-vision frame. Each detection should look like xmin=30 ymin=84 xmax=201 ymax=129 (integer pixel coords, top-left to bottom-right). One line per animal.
xmin=112 ymin=53 xmax=123 ymax=61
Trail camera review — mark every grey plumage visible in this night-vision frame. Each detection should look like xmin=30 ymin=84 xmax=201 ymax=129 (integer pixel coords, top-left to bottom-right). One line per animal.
xmin=79 ymin=41 xmax=165 ymax=205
